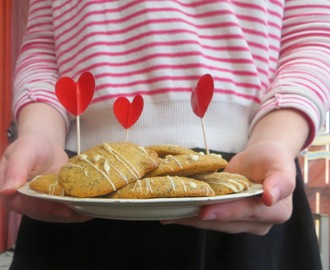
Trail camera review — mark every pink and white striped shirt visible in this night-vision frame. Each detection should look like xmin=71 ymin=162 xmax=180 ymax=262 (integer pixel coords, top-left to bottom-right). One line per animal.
xmin=13 ymin=0 xmax=330 ymax=153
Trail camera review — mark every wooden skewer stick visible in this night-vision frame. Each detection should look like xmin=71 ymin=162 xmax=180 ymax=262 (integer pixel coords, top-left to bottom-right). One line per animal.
xmin=201 ymin=118 xmax=209 ymax=155
xmin=76 ymin=115 xmax=81 ymax=155
xmin=125 ymin=128 xmax=129 ymax=143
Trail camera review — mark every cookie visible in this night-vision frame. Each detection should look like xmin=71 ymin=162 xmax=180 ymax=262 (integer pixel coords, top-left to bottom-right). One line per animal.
xmin=109 ymin=176 xmax=215 ymax=199
xmin=192 ymin=172 xmax=252 ymax=195
xmin=145 ymin=144 xmax=199 ymax=158
xmin=58 ymin=142 xmax=159 ymax=197
xmin=145 ymin=153 xmax=227 ymax=177
xmin=29 ymin=174 xmax=65 ymax=196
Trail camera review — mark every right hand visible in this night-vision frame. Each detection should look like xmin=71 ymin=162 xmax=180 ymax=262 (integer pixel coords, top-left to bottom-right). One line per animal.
xmin=0 ymin=132 xmax=91 ymax=223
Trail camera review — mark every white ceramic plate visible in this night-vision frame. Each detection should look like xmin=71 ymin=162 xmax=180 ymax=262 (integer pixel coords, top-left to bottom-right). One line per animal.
xmin=18 ymin=182 xmax=263 ymax=220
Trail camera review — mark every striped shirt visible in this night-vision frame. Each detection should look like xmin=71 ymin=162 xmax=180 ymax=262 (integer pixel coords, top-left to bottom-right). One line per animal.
xmin=13 ymin=0 xmax=330 ymax=152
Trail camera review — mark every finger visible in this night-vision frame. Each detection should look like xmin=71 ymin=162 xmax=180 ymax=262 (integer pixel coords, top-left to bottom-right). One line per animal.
xmin=0 ymin=147 xmax=37 ymax=195
xmin=161 ymin=196 xmax=292 ymax=235
xmin=198 ymin=195 xmax=292 ymax=224
xmin=262 ymin=170 xmax=296 ymax=206
xmin=162 ymin=218 xmax=274 ymax=235
xmin=2 ymin=193 xmax=91 ymax=223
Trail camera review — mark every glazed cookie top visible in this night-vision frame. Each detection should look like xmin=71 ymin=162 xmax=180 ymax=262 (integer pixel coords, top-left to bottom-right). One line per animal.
xmin=109 ymin=176 xmax=215 ymax=199
xmin=192 ymin=172 xmax=252 ymax=195
xmin=145 ymin=153 xmax=227 ymax=177
xmin=28 ymin=142 xmax=256 ymax=200
xmin=29 ymin=174 xmax=65 ymax=196
xmin=58 ymin=142 xmax=159 ymax=197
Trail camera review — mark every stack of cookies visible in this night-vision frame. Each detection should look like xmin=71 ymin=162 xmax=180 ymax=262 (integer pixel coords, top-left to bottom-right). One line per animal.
xmin=29 ymin=142 xmax=252 ymax=199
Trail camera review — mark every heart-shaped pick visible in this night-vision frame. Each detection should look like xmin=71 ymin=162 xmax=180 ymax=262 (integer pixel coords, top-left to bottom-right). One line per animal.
xmin=113 ymin=95 xmax=144 ymax=129
xmin=55 ymin=71 xmax=95 ymax=116
xmin=191 ymin=74 xmax=214 ymax=118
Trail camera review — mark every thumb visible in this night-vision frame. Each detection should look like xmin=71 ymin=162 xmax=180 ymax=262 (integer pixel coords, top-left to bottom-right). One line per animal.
xmin=262 ymin=170 xmax=296 ymax=206
xmin=0 ymin=147 xmax=36 ymax=195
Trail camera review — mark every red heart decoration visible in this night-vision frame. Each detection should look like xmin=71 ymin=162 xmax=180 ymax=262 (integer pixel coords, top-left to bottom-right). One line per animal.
xmin=113 ymin=95 xmax=144 ymax=129
xmin=55 ymin=71 xmax=95 ymax=116
xmin=191 ymin=74 xmax=214 ymax=118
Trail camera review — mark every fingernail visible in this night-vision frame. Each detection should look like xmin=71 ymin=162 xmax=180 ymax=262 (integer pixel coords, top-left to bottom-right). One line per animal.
xmin=203 ymin=212 xmax=217 ymax=221
xmin=270 ymin=187 xmax=280 ymax=204
xmin=0 ymin=179 xmax=14 ymax=193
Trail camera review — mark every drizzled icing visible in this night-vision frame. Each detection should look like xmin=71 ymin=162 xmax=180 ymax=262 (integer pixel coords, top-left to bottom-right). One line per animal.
xmin=164 ymin=155 xmax=183 ymax=168
xmin=130 ymin=176 xmax=213 ymax=196
xmin=31 ymin=175 xmax=64 ymax=196
xmin=188 ymin=154 xmax=199 ymax=161
xmin=210 ymin=153 xmax=222 ymax=159
xmin=64 ymin=163 xmax=87 ymax=177
xmin=161 ymin=153 xmax=209 ymax=168
xmin=189 ymin=181 xmax=197 ymax=189
xmin=167 ymin=175 xmax=176 ymax=191
xmin=78 ymin=153 xmax=117 ymax=190
xmin=68 ymin=143 xmax=151 ymax=189
xmin=49 ymin=180 xmax=65 ymax=196
xmin=160 ymin=154 xmax=200 ymax=169
xmin=144 ymin=155 xmax=159 ymax=167
xmin=145 ymin=178 xmax=153 ymax=194
xmin=138 ymin=146 xmax=148 ymax=154
xmin=101 ymin=143 xmax=141 ymax=179
xmin=61 ymin=143 xmax=158 ymax=196
xmin=103 ymin=161 xmax=111 ymax=175
xmin=92 ymin=155 xmax=102 ymax=162
xmin=208 ymin=178 xmax=249 ymax=192
xmin=179 ymin=177 xmax=187 ymax=192
xmin=90 ymin=152 xmax=129 ymax=182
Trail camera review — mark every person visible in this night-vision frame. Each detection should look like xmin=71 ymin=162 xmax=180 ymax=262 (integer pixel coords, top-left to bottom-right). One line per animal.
xmin=0 ymin=0 xmax=329 ymax=269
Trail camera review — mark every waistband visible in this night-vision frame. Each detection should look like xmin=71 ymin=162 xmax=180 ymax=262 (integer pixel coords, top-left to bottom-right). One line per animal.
xmin=65 ymin=100 xmax=257 ymax=154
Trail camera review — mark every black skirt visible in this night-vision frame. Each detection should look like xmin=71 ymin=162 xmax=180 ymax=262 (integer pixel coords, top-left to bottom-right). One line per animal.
xmin=10 ymin=151 xmax=322 ymax=270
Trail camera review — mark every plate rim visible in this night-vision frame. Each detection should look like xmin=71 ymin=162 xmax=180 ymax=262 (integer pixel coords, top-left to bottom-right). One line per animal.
xmin=18 ymin=182 xmax=263 ymax=220
xmin=18 ymin=182 xmax=263 ymax=205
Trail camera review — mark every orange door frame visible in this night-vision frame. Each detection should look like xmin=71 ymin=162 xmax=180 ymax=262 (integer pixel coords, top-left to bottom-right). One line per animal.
xmin=0 ymin=0 xmax=12 ymax=252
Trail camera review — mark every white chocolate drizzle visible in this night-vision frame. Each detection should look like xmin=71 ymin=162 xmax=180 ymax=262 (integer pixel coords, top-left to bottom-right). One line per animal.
xmin=166 ymin=175 xmax=176 ymax=191
xmin=210 ymin=153 xmax=223 ymax=159
xmin=138 ymin=146 xmax=148 ymax=154
xmin=179 ymin=177 xmax=187 ymax=192
xmin=145 ymin=178 xmax=153 ymax=194
xmin=208 ymin=178 xmax=249 ymax=192
xmin=78 ymin=153 xmax=116 ymax=190
xmin=49 ymin=179 xmax=65 ymax=196
xmin=92 ymin=155 xmax=102 ymax=162
xmin=166 ymin=155 xmax=183 ymax=168
xmin=91 ymin=154 xmax=129 ymax=183
xmin=188 ymin=154 xmax=199 ymax=161
xmin=132 ymin=178 xmax=154 ymax=194
xmin=129 ymin=176 xmax=214 ymax=196
xmin=159 ymin=165 xmax=174 ymax=173
xmin=189 ymin=181 xmax=197 ymax=189
xmin=64 ymin=163 xmax=88 ymax=176
xmin=103 ymin=160 xmax=111 ymax=175
xmin=144 ymin=155 xmax=159 ymax=167
xmin=101 ymin=143 xmax=141 ymax=179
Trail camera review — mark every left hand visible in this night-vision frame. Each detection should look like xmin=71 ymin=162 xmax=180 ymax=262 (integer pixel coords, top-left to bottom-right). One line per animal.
xmin=161 ymin=140 xmax=296 ymax=235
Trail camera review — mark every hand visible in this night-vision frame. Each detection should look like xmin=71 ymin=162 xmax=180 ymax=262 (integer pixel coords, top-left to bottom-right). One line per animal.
xmin=0 ymin=133 xmax=91 ymax=223
xmin=162 ymin=109 xmax=309 ymax=234
xmin=0 ymin=103 xmax=92 ymax=223
xmin=161 ymin=140 xmax=295 ymax=235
